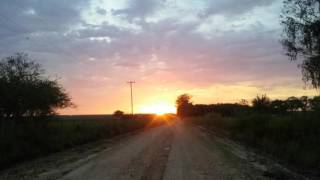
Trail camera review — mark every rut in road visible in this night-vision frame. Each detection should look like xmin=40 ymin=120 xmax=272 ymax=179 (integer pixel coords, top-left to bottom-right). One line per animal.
xmin=58 ymin=120 xmax=283 ymax=180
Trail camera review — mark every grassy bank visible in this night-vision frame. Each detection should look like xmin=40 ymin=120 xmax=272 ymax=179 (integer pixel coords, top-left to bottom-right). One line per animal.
xmin=0 ymin=114 xmax=164 ymax=170
xmin=185 ymin=112 xmax=320 ymax=174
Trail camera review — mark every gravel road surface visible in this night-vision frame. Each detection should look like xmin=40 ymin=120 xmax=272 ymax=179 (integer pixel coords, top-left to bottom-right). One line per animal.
xmin=59 ymin=120 xmax=276 ymax=180
xmin=1 ymin=119 xmax=305 ymax=180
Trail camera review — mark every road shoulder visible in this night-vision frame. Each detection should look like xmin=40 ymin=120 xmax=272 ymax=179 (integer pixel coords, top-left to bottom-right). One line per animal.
xmin=0 ymin=129 xmax=148 ymax=180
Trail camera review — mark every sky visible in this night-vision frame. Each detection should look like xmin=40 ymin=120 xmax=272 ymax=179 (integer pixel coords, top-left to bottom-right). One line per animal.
xmin=0 ymin=0 xmax=318 ymax=115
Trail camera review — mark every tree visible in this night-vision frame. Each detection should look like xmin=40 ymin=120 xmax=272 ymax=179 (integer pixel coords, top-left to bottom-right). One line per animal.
xmin=270 ymin=99 xmax=288 ymax=113
xmin=113 ymin=110 xmax=124 ymax=118
xmin=176 ymin=94 xmax=193 ymax=117
xmin=176 ymin=94 xmax=192 ymax=107
xmin=252 ymin=94 xmax=271 ymax=112
xmin=300 ymin=96 xmax=310 ymax=111
xmin=309 ymin=96 xmax=320 ymax=111
xmin=286 ymin=96 xmax=304 ymax=111
xmin=0 ymin=53 xmax=73 ymax=119
xmin=281 ymin=0 xmax=320 ymax=89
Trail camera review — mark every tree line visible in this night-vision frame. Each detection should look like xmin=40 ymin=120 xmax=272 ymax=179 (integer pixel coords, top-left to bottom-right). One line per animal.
xmin=252 ymin=94 xmax=320 ymax=113
xmin=176 ymin=94 xmax=320 ymax=117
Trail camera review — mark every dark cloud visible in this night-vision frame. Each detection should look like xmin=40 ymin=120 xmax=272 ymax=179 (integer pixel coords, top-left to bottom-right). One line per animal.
xmin=0 ymin=0 xmax=89 ymax=61
xmin=0 ymin=0 xmax=301 ymax=91
xmin=201 ymin=0 xmax=276 ymax=17
xmin=112 ymin=0 xmax=166 ymax=21
xmin=96 ymin=7 xmax=107 ymax=15
xmin=0 ymin=0 xmax=88 ymax=35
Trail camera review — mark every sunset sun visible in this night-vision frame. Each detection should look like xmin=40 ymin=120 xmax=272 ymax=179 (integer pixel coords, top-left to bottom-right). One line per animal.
xmin=139 ymin=103 xmax=176 ymax=115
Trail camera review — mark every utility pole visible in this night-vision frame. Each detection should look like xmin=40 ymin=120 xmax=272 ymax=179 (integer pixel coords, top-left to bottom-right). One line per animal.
xmin=127 ymin=81 xmax=135 ymax=118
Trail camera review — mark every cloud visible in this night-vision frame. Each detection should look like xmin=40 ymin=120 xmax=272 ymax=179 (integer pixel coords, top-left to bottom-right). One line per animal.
xmin=0 ymin=0 xmax=289 ymax=86
xmin=0 ymin=0 xmax=312 ymax=114
xmin=201 ymin=0 xmax=277 ymax=17
xmin=0 ymin=0 xmax=88 ymax=34
xmin=96 ymin=7 xmax=107 ymax=15
xmin=112 ymin=0 xmax=166 ymax=21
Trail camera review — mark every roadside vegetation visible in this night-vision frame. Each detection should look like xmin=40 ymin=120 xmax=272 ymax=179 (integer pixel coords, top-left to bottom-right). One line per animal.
xmin=0 ymin=54 xmax=165 ymax=170
xmin=177 ymin=94 xmax=320 ymax=175
xmin=0 ymin=114 xmax=162 ymax=170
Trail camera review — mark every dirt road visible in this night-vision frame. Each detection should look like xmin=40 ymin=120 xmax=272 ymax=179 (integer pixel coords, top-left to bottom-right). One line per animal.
xmin=58 ymin=120 xmax=295 ymax=180
xmin=1 ymin=120 xmax=304 ymax=180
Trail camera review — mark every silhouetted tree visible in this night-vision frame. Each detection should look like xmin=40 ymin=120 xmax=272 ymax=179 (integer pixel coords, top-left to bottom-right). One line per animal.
xmin=113 ymin=110 xmax=124 ymax=118
xmin=252 ymin=94 xmax=271 ymax=112
xmin=281 ymin=0 xmax=320 ymax=88
xmin=176 ymin=94 xmax=192 ymax=107
xmin=0 ymin=53 xmax=73 ymax=119
xmin=300 ymin=96 xmax=310 ymax=111
xmin=286 ymin=96 xmax=304 ymax=112
xmin=176 ymin=94 xmax=193 ymax=117
xmin=310 ymin=96 xmax=320 ymax=111
xmin=270 ymin=99 xmax=288 ymax=113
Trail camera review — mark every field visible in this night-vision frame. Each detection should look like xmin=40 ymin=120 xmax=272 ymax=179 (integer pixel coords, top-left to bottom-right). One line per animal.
xmin=0 ymin=114 xmax=164 ymax=170
xmin=185 ymin=111 xmax=320 ymax=176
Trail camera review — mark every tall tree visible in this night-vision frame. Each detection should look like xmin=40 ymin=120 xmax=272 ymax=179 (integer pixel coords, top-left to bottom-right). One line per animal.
xmin=0 ymin=53 xmax=73 ymax=119
xmin=176 ymin=94 xmax=193 ymax=117
xmin=281 ymin=0 xmax=320 ymax=89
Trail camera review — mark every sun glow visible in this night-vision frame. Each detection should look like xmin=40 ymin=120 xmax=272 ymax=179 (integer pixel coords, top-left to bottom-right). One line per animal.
xmin=139 ymin=102 xmax=176 ymax=115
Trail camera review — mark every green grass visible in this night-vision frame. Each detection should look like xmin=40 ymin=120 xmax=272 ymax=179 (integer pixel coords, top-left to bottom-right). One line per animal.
xmin=0 ymin=114 xmax=163 ymax=170
xmin=185 ymin=111 xmax=320 ymax=174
